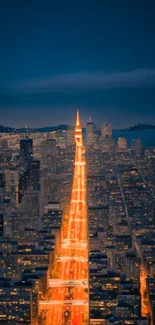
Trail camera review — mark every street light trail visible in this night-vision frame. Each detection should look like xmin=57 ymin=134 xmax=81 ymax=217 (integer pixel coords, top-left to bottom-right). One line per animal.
xmin=39 ymin=110 xmax=89 ymax=325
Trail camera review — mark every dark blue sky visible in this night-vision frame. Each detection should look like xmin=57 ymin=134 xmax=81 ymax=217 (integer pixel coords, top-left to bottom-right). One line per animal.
xmin=0 ymin=0 xmax=155 ymax=127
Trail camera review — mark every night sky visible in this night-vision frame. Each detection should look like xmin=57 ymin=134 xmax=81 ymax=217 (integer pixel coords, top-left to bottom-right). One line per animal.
xmin=0 ymin=0 xmax=155 ymax=128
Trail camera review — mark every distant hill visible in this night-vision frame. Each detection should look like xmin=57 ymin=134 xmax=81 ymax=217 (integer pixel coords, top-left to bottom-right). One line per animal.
xmin=123 ymin=124 xmax=155 ymax=132
xmin=113 ymin=124 xmax=155 ymax=132
xmin=0 ymin=125 xmax=15 ymax=133
xmin=0 ymin=123 xmax=155 ymax=134
xmin=0 ymin=124 xmax=68 ymax=134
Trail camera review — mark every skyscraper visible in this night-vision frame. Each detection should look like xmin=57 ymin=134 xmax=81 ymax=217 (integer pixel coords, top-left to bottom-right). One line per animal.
xmin=101 ymin=124 xmax=112 ymax=137
xmin=66 ymin=125 xmax=75 ymax=147
xmin=100 ymin=123 xmax=113 ymax=152
xmin=5 ymin=169 xmax=19 ymax=206
xmin=18 ymin=159 xmax=40 ymax=204
xmin=19 ymin=187 xmax=40 ymax=231
xmin=42 ymin=201 xmax=62 ymax=233
xmin=29 ymin=159 xmax=40 ymax=191
xmin=135 ymin=138 xmax=142 ymax=157
xmin=20 ymin=138 xmax=33 ymax=165
xmin=40 ymin=138 xmax=57 ymax=173
xmin=117 ymin=137 xmax=128 ymax=152
xmin=86 ymin=117 xmax=97 ymax=148
xmin=40 ymin=138 xmax=57 ymax=214
xmin=0 ymin=172 xmax=5 ymax=215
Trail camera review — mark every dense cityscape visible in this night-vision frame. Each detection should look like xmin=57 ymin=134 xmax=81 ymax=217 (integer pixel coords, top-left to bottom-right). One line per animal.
xmin=1 ymin=1 xmax=155 ymax=323
xmin=0 ymin=109 xmax=155 ymax=324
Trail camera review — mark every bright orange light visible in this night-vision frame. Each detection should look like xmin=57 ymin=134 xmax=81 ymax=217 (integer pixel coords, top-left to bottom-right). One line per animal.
xmin=39 ymin=110 xmax=89 ymax=325
xmin=140 ymin=264 xmax=149 ymax=317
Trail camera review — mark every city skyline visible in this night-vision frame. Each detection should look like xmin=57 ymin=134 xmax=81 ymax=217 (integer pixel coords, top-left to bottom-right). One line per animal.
xmin=1 ymin=1 xmax=155 ymax=324
xmin=0 ymin=0 xmax=155 ymax=127
xmin=0 ymin=108 xmax=155 ymax=324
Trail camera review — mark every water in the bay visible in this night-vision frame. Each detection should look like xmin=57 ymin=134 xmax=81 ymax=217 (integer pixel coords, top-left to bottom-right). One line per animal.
xmin=113 ymin=130 xmax=155 ymax=148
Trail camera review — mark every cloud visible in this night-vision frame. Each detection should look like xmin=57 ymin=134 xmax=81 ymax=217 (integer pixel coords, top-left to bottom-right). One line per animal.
xmin=10 ymin=68 xmax=155 ymax=93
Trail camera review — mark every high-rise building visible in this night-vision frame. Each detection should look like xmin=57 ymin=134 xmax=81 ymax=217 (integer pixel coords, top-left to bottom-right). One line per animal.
xmin=5 ymin=168 xmax=19 ymax=207
xmin=86 ymin=117 xmax=97 ymax=148
xmin=40 ymin=138 xmax=57 ymax=174
xmin=20 ymin=138 xmax=33 ymax=165
xmin=29 ymin=159 xmax=40 ymax=191
xmin=18 ymin=159 xmax=40 ymax=204
xmin=117 ymin=137 xmax=127 ymax=152
xmin=0 ymin=139 xmax=8 ymax=152
xmin=122 ymin=251 xmax=139 ymax=281
xmin=54 ymin=130 xmax=67 ymax=148
xmin=40 ymin=138 xmax=57 ymax=214
xmin=0 ymin=279 xmax=39 ymax=324
xmin=0 ymin=172 xmax=5 ymax=216
xmin=0 ymin=214 xmax=3 ymax=237
xmin=42 ymin=201 xmax=62 ymax=233
xmin=18 ymin=168 xmax=30 ymax=203
xmin=135 ymin=138 xmax=142 ymax=156
xmin=66 ymin=125 xmax=75 ymax=147
xmin=19 ymin=187 xmax=40 ymax=231
xmin=101 ymin=124 xmax=112 ymax=137
xmin=131 ymin=138 xmax=142 ymax=157
xmin=40 ymin=176 xmax=60 ymax=215
xmin=100 ymin=124 xmax=113 ymax=152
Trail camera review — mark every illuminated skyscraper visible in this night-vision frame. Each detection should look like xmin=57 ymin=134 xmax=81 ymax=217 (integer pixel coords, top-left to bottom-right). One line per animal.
xmin=117 ymin=137 xmax=127 ymax=152
xmin=67 ymin=125 xmax=75 ymax=147
xmin=101 ymin=124 xmax=112 ymax=137
xmin=100 ymin=124 xmax=113 ymax=152
xmin=86 ymin=117 xmax=97 ymax=148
